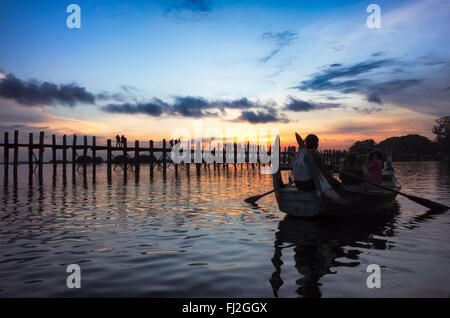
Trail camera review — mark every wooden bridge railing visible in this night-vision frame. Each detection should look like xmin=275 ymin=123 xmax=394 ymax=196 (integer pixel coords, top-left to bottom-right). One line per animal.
xmin=1 ymin=130 xmax=348 ymax=182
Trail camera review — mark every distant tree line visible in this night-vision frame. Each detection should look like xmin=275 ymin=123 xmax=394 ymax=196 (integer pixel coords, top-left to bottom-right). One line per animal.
xmin=432 ymin=116 xmax=450 ymax=153
xmin=349 ymin=116 xmax=449 ymax=157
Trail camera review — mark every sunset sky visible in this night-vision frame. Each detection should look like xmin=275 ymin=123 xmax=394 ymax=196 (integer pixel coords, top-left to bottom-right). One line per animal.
xmin=0 ymin=0 xmax=449 ymax=149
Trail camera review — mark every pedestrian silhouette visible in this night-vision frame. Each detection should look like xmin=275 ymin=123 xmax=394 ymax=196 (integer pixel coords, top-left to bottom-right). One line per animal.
xmin=121 ymin=135 xmax=126 ymax=148
xmin=115 ymin=135 xmax=121 ymax=147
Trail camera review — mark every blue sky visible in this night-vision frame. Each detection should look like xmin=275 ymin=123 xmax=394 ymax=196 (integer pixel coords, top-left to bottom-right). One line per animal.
xmin=0 ymin=0 xmax=449 ymax=148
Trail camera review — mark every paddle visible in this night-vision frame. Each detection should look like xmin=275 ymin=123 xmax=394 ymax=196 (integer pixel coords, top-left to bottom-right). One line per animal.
xmin=295 ymin=131 xmax=448 ymax=211
xmin=339 ymin=170 xmax=449 ymax=211
xmin=295 ymin=132 xmax=305 ymax=148
xmin=244 ymin=181 xmax=294 ymax=204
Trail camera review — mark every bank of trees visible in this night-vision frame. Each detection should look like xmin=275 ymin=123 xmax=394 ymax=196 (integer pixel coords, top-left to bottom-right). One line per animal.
xmin=349 ymin=116 xmax=449 ymax=155
xmin=432 ymin=116 xmax=450 ymax=153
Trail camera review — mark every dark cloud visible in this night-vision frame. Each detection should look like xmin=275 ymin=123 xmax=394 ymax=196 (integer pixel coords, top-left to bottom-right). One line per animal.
xmin=329 ymin=63 xmax=342 ymax=68
xmin=103 ymin=94 xmax=337 ymax=122
xmin=260 ymin=30 xmax=299 ymax=63
xmin=96 ymin=91 xmax=127 ymax=102
xmin=283 ymin=96 xmax=340 ymax=112
xmin=101 ymin=96 xmax=279 ymax=121
xmin=366 ymin=93 xmax=382 ymax=104
xmin=169 ymin=96 xmax=270 ymax=117
xmin=165 ymin=0 xmax=213 ymax=12
xmin=293 ymin=54 xmax=450 ymax=116
xmin=0 ymin=73 xmax=96 ymax=107
xmin=216 ymin=97 xmax=274 ymax=110
xmin=236 ymin=109 xmax=288 ymax=124
xmin=102 ymin=99 xmax=168 ymax=117
xmin=171 ymin=96 xmax=218 ymax=117
xmin=295 ymin=59 xmax=397 ymax=92
xmin=284 ymin=98 xmax=314 ymax=111
xmin=292 ymin=57 xmax=426 ymax=108
xmin=371 ymin=52 xmax=384 ymax=57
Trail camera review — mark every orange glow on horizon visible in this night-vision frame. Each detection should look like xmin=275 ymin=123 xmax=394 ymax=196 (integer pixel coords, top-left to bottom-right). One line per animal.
xmin=0 ymin=99 xmax=438 ymax=151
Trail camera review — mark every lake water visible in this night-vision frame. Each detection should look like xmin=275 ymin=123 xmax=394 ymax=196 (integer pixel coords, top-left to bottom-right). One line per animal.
xmin=0 ymin=161 xmax=449 ymax=297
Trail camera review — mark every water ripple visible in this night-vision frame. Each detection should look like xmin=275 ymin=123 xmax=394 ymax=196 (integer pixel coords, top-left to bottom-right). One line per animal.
xmin=0 ymin=162 xmax=449 ymax=297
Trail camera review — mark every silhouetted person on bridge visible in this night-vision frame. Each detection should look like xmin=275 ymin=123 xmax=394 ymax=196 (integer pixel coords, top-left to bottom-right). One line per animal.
xmin=121 ymin=135 xmax=126 ymax=148
xmin=115 ymin=135 xmax=121 ymax=147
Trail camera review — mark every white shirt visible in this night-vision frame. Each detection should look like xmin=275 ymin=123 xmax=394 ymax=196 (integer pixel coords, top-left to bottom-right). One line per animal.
xmin=293 ymin=149 xmax=311 ymax=181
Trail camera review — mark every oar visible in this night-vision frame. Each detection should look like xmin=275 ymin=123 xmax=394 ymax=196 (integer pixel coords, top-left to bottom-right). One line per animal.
xmin=295 ymin=132 xmax=305 ymax=148
xmin=244 ymin=181 xmax=294 ymax=204
xmin=339 ymin=171 xmax=449 ymax=211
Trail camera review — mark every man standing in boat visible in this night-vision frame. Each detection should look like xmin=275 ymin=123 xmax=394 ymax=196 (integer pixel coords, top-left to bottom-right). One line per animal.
xmin=293 ymin=134 xmax=331 ymax=191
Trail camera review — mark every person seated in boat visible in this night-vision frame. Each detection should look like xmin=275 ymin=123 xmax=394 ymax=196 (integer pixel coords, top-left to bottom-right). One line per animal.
xmin=304 ymin=134 xmax=333 ymax=177
xmin=365 ymin=151 xmax=383 ymax=184
xmin=293 ymin=134 xmax=330 ymax=191
xmin=375 ymin=150 xmax=385 ymax=170
xmin=339 ymin=152 xmax=364 ymax=185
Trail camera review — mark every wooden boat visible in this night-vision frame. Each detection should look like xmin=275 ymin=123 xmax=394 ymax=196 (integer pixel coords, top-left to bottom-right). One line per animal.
xmin=272 ymin=136 xmax=401 ymax=217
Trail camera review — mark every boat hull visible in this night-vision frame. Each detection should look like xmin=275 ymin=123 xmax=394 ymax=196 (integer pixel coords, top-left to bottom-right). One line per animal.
xmin=273 ymin=171 xmax=401 ymax=217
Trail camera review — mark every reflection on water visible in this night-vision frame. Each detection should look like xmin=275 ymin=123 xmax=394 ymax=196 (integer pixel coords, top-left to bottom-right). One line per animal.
xmin=270 ymin=207 xmax=399 ymax=298
xmin=0 ymin=161 xmax=449 ymax=297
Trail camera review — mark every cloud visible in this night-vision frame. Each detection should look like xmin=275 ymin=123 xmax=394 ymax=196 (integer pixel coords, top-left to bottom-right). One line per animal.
xmin=170 ymin=96 xmax=275 ymax=117
xmin=259 ymin=30 xmax=299 ymax=63
xmin=261 ymin=31 xmax=299 ymax=47
xmin=369 ymin=79 xmax=423 ymax=96
xmin=171 ymin=96 xmax=219 ymax=117
xmin=236 ymin=109 xmax=288 ymax=124
xmin=291 ymin=56 xmax=445 ymax=113
xmin=119 ymin=85 xmax=138 ymax=93
xmin=366 ymin=93 xmax=382 ymax=104
xmin=352 ymin=107 xmax=383 ymax=114
xmin=259 ymin=49 xmax=281 ymax=64
xmin=165 ymin=0 xmax=213 ymax=13
xmin=294 ymin=58 xmax=398 ymax=92
xmin=96 ymin=91 xmax=127 ymax=102
xmin=283 ymin=96 xmax=341 ymax=112
xmin=0 ymin=71 xmax=289 ymax=122
xmin=163 ymin=0 xmax=213 ymax=20
xmin=0 ymin=99 xmax=108 ymax=138
xmin=415 ymin=53 xmax=448 ymax=66
xmin=101 ymin=96 xmax=280 ymax=121
xmin=371 ymin=52 xmax=384 ymax=57
xmin=215 ymin=97 xmax=275 ymax=110
xmin=102 ymin=99 xmax=168 ymax=117
xmin=0 ymin=73 xmax=96 ymax=107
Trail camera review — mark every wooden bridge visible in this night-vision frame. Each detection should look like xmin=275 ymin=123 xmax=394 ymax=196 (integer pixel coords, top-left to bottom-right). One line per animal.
xmin=1 ymin=130 xmax=347 ymax=183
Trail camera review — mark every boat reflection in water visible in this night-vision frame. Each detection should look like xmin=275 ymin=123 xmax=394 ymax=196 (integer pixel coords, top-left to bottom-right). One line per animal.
xmin=269 ymin=204 xmax=399 ymax=298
